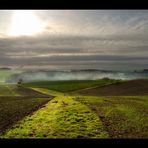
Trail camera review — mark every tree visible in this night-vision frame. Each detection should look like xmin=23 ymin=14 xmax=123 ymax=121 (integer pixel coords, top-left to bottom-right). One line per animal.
xmin=17 ymin=78 xmax=23 ymax=87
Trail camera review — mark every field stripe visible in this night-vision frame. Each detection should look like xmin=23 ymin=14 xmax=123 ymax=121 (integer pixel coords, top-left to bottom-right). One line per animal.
xmin=1 ymin=96 xmax=109 ymax=138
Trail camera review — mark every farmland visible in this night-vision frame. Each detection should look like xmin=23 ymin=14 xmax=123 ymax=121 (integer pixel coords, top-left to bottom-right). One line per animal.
xmin=23 ymin=79 xmax=122 ymax=92
xmin=0 ymin=84 xmax=20 ymax=96
xmin=74 ymin=96 xmax=148 ymax=138
xmin=0 ymin=79 xmax=148 ymax=138
xmin=0 ymin=84 xmax=53 ymax=134
xmin=76 ymin=79 xmax=148 ymax=96
xmin=1 ymin=96 xmax=108 ymax=138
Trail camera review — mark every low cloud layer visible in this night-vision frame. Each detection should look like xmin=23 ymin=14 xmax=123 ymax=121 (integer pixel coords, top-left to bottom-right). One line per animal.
xmin=0 ymin=10 xmax=148 ymax=70
xmin=6 ymin=70 xmax=148 ymax=83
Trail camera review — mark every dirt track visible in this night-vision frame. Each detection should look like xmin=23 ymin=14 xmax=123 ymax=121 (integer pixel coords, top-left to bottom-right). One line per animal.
xmin=77 ymin=79 xmax=148 ymax=96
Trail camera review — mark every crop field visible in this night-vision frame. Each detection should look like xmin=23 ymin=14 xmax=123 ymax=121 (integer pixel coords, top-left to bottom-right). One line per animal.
xmin=1 ymin=96 xmax=108 ymax=138
xmin=0 ymin=79 xmax=148 ymax=138
xmin=0 ymin=84 xmax=50 ymax=97
xmin=23 ymin=79 xmax=122 ymax=92
xmin=0 ymin=84 xmax=20 ymax=96
xmin=74 ymin=96 xmax=148 ymax=138
xmin=0 ymin=97 xmax=53 ymax=134
xmin=76 ymin=79 xmax=148 ymax=96
xmin=0 ymin=84 xmax=54 ymax=134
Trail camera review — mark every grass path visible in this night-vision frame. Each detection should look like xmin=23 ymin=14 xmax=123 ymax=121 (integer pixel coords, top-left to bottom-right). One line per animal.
xmin=1 ymin=96 xmax=108 ymax=138
xmin=30 ymin=87 xmax=65 ymax=97
xmin=0 ymin=88 xmax=108 ymax=138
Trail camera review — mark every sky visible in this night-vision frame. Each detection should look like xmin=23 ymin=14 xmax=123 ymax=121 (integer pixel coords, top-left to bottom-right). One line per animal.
xmin=0 ymin=10 xmax=148 ymax=71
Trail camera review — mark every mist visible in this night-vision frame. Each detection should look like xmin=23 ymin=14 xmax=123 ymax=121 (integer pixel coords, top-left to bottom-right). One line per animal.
xmin=5 ymin=69 xmax=148 ymax=83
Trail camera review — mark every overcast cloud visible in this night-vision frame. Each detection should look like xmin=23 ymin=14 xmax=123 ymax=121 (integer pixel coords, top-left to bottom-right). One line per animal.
xmin=0 ymin=10 xmax=148 ymax=70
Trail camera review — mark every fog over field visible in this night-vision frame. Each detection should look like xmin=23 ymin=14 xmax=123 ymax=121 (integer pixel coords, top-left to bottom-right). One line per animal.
xmin=3 ymin=69 xmax=148 ymax=83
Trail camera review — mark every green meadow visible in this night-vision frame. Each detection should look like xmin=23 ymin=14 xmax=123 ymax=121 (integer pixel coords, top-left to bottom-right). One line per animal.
xmin=23 ymin=79 xmax=122 ymax=92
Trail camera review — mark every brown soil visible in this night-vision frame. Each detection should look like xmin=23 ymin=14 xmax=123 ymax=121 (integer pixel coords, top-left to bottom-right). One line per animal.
xmin=0 ymin=98 xmax=52 ymax=134
xmin=77 ymin=79 xmax=148 ymax=96
xmin=0 ymin=87 xmax=54 ymax=134
xmin=16 ymin=86 xmax=50 ymax=97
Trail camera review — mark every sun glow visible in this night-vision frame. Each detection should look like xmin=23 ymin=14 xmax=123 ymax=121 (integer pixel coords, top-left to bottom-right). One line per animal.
xmin=9 ymin=10 xmax=45 ymax=36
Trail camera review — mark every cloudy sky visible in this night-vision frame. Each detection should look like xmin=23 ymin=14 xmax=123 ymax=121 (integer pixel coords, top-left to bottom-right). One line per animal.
xmin=0 ymin=10 xmax=148 ymax=70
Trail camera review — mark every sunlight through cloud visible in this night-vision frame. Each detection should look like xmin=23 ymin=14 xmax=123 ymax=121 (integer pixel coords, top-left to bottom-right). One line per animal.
xmin=9 ymin=10 xmax=45 ymax=36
